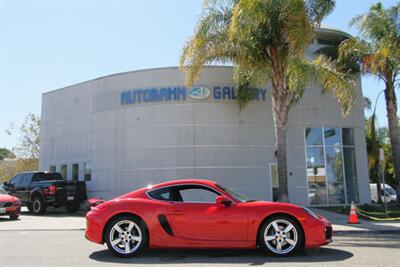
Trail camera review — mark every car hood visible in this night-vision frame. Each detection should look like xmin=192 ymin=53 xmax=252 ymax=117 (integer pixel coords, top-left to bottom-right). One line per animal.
xmin=0 ymin=194 xmax=18 ymax=202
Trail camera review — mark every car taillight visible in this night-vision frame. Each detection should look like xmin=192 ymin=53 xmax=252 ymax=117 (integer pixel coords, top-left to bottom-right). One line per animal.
xmin=93 ymin=202 xmax=110 ymax=211
xmin=44 ymin=185 xmax=56 ymax=195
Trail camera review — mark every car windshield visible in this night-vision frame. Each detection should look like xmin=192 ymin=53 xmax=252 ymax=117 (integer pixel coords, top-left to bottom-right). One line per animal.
xmin=216 ymin=184 xmax=249 ymax=202
xmin=385 ymin=187 xmax=396 ymax=195
xmin=0 ymin=187 xmax=7 ymax=195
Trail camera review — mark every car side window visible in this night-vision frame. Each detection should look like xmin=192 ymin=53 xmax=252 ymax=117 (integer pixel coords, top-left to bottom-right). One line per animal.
xmin=178 ymin=186 xmax=220 ymax=203
xmin=148 ymin=187 xmax=179 ymax=201
xmin=18 ymin=174 xmax=32 ymax=188
xmin=9 ymin=174 xmax=22 ymax=187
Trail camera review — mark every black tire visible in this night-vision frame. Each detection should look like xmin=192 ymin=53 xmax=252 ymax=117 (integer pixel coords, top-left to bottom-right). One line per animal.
xmin=9 ymin=213 xmax=19 ymax=220
xmin=105 ymin=215 xmax=148 ymax=257
xmin=258 ymin=215 xmax=304 ymax=257
xmin=30 ymin=196 xmax=47 ymax=215
xmin=66 ymin=201 xmax=80 ymax=213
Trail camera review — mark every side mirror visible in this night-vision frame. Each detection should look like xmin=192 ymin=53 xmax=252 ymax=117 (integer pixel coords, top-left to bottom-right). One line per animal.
xmin=3 ymin=181 xmax=9 ymax=186
xmin=216 ymin=195 xmax=232 ymax=207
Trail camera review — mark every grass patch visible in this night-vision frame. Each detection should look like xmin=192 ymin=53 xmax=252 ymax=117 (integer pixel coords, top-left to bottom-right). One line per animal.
xmin=357 ymin=203 xmax=400 ymax=219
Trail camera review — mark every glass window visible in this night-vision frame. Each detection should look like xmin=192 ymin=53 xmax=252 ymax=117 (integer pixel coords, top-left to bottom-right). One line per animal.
xmin=179 ymin=187 xmax=219 ymax=203
xmin=60 ymin=164 xmax=67 ymax=180
xmin=342 ymin=128 xmax=355 ymax=146
xmin=49 ymin=165 xmax=56 ymax=172
xmin=32 ymin=172 xmax=63 ymax=182
xmin=324 ymin=128 xmax=341 ymax=146
xmin=19 ymin=174 xmax=32 ymax=188
xmin=325 ymin=146 xmax=345 ymax=204
xmin=84 ymin=161 xmax=91 ymax=181
xmin=343 ymin=147 xmax=359 ymax=203
xmin=9 ymin=174 xmax=22 ymax=187
xmin=306 ymin=147 xmax=325 ymax=168
xmin=0 ymin=187 xmax=7 ymax=194
xmin=305 ymin=127 xmax=359 ymax=205
xmin=72 ymin=164 xmax=79 ymax=181
xmin=305 ymin=127 xmax=323 ymax=146
xmin=306 ymin=146 xmax=327 ymax=205
xmin=148 ymin=187 xmax=176 ymax=201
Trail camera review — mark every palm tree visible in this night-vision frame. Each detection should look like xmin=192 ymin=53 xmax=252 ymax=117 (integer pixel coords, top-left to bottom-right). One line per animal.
xmin=180 ymin=0 xmax=355 ymax=202
xmin=339 ymin=2 xmax=400 ymax=204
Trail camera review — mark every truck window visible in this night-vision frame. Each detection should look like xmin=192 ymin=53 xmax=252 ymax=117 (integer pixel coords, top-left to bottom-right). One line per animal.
xmin=19 ymin=174 xmax=32 ymax=188
xmin=32 ymin=172 xmax=63 ymax=182
xmin=9 ymin=174 xmax=22 ymax=186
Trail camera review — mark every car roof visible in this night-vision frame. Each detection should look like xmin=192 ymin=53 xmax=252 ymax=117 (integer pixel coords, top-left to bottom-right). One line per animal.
xmin=149 ymin=179 xmax=217 ymax=190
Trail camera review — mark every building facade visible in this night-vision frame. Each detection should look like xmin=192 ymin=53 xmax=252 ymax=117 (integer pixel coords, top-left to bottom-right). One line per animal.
xmin=39 ymin=28 xmax=370 ymax=206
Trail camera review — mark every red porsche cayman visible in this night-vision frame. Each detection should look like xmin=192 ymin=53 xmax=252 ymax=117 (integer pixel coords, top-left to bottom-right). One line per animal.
xmin=85 ymin=179 xmax=332 ymax=257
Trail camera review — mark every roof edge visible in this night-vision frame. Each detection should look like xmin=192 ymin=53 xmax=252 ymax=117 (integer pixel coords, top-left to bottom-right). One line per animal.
xmin=42 ymin=65 xmax=234 ymax=95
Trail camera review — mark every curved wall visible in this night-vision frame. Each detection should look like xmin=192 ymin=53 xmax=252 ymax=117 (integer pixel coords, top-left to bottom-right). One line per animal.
xmin=40 ymin=30 xmax=370 ymax=205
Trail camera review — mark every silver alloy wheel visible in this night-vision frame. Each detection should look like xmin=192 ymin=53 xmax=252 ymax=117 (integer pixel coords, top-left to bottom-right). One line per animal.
xmin=264 ymin=219 xmax=298 ymax=254
xmin=33 ymin=199 xmax=41 ymax=213
xmin=109 ymin=220 xmax=142 ymax=255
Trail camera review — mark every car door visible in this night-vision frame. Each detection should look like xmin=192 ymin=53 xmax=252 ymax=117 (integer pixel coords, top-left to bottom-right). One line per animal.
xmin=166 ymin=185 xmax=248 ymax=241
xmin=16 ymin=173 xmax=32 ymax=203
xmin=5 ymin=174 xmax=23 ymax=197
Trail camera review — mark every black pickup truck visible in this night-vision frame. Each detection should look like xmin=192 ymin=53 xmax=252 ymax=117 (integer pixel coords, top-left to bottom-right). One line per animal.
xmin=2 ymin=171 xmax=87 ymax=215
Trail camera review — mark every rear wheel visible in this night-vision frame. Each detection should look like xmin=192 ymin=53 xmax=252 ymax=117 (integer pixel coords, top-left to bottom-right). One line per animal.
xmin=105 ymin=215 xmax=148 ymax=257
xmin=258 ymin=215 xmax=303 ymax=256
xmin=30 ymin=196 xmax=47 ymax=215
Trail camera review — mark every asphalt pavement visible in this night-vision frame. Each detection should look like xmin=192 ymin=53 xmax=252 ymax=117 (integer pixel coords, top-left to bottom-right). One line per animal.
xmin=1 ymin=208 xmax=400 ymax=267
xmin=1 ymin=229 xmax=399 ymax=267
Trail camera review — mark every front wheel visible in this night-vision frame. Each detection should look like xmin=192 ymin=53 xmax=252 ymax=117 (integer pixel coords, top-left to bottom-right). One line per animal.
xmin=9 ymin=213 xmax=19 ymax=220
xmin=258 ymin=215 xmax=304 ymax=256
xmin=105 ymin=215 xmax=148 ymax=257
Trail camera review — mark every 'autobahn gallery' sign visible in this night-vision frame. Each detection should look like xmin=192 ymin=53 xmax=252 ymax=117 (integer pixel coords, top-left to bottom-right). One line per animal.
xmin=120 ymin=86 xmax=267 ymax=105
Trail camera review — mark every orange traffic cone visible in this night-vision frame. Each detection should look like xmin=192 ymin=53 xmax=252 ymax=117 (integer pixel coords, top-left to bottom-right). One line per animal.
xmin=348 ymin=201 xmax=360 ymax=224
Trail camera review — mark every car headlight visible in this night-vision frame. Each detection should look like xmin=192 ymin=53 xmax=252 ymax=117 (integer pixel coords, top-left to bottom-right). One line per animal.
xmin=301 ymin=206 xmax=320 ymax=220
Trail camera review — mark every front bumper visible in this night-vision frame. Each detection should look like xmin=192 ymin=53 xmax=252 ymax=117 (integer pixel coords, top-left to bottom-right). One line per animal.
xmin=304 ymin=216 xmax=333 ymax=248
xmin=0 ymin=204 xmax=21 ymax=217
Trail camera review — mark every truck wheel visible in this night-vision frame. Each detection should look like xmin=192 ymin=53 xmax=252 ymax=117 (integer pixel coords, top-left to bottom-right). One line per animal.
xmin=66 ymin=201 xmax=80 ymax=213
xmin=31 ymin=196 xmax=47 ymax=215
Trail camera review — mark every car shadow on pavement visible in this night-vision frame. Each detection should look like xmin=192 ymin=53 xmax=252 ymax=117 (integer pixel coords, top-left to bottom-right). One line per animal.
xmin=89 ymin=247 xmax=353 ymax=265
xmin=20 ymin=209 xmax=86 ymax=218
xmin=0 ymin=217 xmax=20 ymax=222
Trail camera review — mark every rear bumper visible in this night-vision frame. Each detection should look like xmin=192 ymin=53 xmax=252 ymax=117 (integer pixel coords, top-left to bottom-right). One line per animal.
xmin=85 ymin=210 xmax=104 ymax=244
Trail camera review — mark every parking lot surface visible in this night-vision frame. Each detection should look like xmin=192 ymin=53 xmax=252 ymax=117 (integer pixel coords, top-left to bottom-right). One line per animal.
xmin=1 ymin=211 xmax=400 ymax=267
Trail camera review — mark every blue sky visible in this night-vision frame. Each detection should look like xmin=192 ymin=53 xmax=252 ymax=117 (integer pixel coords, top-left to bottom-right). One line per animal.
xmin=1 ymin=0 xmax=399 ymax=150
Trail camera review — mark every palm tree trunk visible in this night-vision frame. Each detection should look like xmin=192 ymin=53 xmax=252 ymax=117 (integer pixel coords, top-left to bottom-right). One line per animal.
xmin=370 ymin=114 xmax=382 ymax=203
xmin=275 ymin=125 xmax=289 ymax=202
xmin=268 ymin=47 xmax=292 ymax=202
xmin=384 ymin=81 xmax=400 ymax=204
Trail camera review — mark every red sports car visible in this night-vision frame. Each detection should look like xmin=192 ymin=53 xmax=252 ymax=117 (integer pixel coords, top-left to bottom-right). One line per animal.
xmin=0 ymin=187 xmax=21 ymax=219
xmin=85 ymin=179 xmax=332 ymax=257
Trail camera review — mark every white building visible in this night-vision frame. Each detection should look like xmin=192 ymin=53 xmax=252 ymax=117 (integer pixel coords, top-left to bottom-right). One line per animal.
xmin=39 ymin=27 xmax=370 ymax=206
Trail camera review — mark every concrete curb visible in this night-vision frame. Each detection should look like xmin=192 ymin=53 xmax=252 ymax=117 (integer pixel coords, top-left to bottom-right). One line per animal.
xmin=334 ymin=229 xmax=400 ymax=235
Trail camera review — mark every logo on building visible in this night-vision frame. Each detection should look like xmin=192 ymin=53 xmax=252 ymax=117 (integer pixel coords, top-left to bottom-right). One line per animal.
xmin=188 ymin=87 xmax=211 ymax=100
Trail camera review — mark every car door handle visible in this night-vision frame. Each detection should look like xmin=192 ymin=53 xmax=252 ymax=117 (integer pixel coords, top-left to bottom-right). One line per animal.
xmin=170 ymin=210 xmax=184 ymax=215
